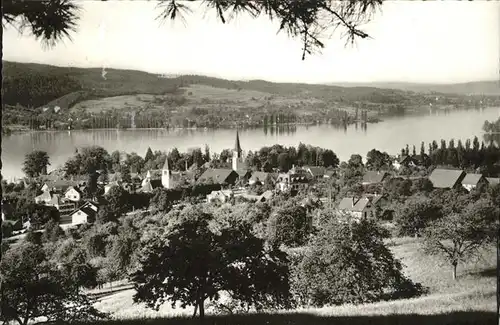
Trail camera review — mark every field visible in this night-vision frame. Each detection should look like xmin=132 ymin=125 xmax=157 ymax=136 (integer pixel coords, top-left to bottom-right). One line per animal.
xmin=70 ymin=84 xmax=324 ymax=114
xmin=87 ymin=237 xmax=497 ymax=325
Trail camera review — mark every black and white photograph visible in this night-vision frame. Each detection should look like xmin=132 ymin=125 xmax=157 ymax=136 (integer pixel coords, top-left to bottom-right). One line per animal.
xmin=1 ymin=1 xmax=499 ymax=324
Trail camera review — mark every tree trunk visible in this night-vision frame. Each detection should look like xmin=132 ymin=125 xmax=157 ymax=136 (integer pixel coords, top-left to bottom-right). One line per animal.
xmin=452 ymin=262 xmax=458 ymax=280
xmin=198 ymin=299 xmax=205 ymax=323
xmin=192 ymin=303 xmax=198 ymax=318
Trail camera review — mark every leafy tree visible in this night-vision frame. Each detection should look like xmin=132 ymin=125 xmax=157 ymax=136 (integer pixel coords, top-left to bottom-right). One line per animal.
xmin=394 ymin=196 xmax=442 ymax=237
xmin=105 ymin=185 xmax=130 ymax=217
xmin=22 ymin=150 xmax=50 ymax=177
xmin=121 ymin=164 xmax=132 ymax=183
xmin=96 ymin=204 xmax=118 ymax=224
xmin=348 ymin=154 xmax=364 ymax=168
xmin=24 ymin=228 xmax=42 ymax=245
xmin=131 ymin=206 xmax=292 ymax=320
xmin=41 ymin=219 xmax=65 ymax=242
xmin=410 ymin=178 xmax=434 ymax=195
xmin=29 ymin=204 xmax=60 ymax=230
xmin=277 ymin=152 xmax=292 ymax=172
xmin=149 ymin=188 xmax=174 ymax=213
xmin=60 ymin=245 xmax=99 ymax=289
xmin=107 ymin=221 xmax=140 ymax=276
xmin=423 ymin=200 xmax=499 ymax=280
xmin=3 ymin=0 xmax=382 ymax=60
xmin=266 ymin=204 xmax=312 ymax=247
xmin=145 ymin=147 xmax=154 ymax=163
xmin=98 ymin=169 xmax=109 ymax=184
xmin=366 ymin=149 xmax=391 ymax=170
xmin=291 ymin=218 xmax=423 ymax=307
xmin=204 ymin=144 xmax=211 ymax=162
xmin=0 ymin=242 xmax=107 ymax=325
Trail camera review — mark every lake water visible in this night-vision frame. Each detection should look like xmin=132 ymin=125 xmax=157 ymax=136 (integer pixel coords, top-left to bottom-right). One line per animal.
xmin=2 ymin=107 xmax=499 ymax=181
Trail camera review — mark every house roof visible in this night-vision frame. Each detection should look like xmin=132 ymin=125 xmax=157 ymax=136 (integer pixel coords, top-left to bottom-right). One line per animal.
xmin=259 ymin=190 xmax=274 ymax=201
xmin=65 ymin=186 xmax=82 ymax=195
xmin=429 ymin=169 xmax=466 ymax=189
xmin=81 ymin=201 xmax=99 ymax=211
xmin=145 ymin=169 xmax=162 ymax=179
xmin=140 ymin=179 xmax=163 ymax=193
xmin=338 ymin=197 xmax=371 ymax=212
xmin=325 ymin=170 xmax=336 ymax=177
xmin=49 ymin=193 xmax=63 ymax=205
xmin=362 ymin=194 xmax=387 ymax=206
xmin=462 ymin=173 xmax=484 ymax=186
xmin=36 ymin=190 xmax=53 ymax=202
xmin=44 ymin=179 xmax=80 ymax=191
xmin=362 ymin=171 xmax=389 ymax=184
xmin=305 ymin=166 xmax=326 ymax=177
xmin=198 ymin=168 xmax=236 ymax=184
xmin=69 ymin=205 xmax=97 ymax=222
xmin=250 ymin=171 xmax=270 ymax=182
xmin=486 ymin=177 xmax=500 ymax=186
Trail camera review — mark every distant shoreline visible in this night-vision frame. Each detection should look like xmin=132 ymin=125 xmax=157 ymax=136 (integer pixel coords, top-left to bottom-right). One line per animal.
xmin=1 ymin=121 xmax=374 ymax=136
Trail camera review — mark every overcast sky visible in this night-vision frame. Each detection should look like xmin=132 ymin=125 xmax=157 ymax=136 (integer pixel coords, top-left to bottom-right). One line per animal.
xmin=3 ymin=1 xmax=499 ymax=84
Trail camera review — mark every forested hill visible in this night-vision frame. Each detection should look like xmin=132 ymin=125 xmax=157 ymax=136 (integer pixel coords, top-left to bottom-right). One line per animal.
xmin=2 ymin=60 xmax=448 ymax=110
xmin=329 ymin=81 xmax=500 ymax=96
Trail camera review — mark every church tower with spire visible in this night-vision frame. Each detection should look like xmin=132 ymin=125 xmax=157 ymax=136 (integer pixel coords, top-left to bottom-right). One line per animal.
xmin=232 ymin=130 xmax=243 ymax=171
xmin=161 ymin=157 xmax=171 ymax=189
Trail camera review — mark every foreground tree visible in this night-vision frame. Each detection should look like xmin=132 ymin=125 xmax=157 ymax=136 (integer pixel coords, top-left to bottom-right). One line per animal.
xmin=22 ymin=150 xmax=50 ymax=178
xmin=423 ymin=199 xmax=499 ymax=280
xmin=3 ymin=0 xmax=382 ymax=60
xmin=291 ymin=217 xmax=423 ymax=307
xmin=0 ymin=242 xmax=107 ymax=325
xmin=131 ymin=206 xmax=292 ymax=320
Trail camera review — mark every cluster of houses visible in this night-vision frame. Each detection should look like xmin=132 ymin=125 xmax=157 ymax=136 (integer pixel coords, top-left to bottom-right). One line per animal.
xmin=336 ymin=168 xmax=500 ymax=220
xmin=3 ymin=132 xmax=499 ymax=233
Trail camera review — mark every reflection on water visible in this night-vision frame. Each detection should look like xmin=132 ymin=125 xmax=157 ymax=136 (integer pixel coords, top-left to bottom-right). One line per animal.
xmin=2 ymin=107 xmax=499 ymax=180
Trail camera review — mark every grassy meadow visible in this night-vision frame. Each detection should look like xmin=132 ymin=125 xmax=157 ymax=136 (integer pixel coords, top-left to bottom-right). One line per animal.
xmin=70 ymin=84 xmax=324 ymax=115
xmin=86 ymin=237 xmax=497 ymax=325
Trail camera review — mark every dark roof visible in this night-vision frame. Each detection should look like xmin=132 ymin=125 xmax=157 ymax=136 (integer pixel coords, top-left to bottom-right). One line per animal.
xmin=140 ymin=179 xmax=162 ymax=192
xmin=462 ymin=173 xmax=484 ymax=186
xmin=198 ymin=168 xmax=236 ymax=183
xmin=338 ymin=197 xmax=371 ymax=212
xmin=70 ymin=206 xmax=97 ymax=222
xmin=362 ymin=171 xmax=389 ymax=184
xmin=429 ymin=169 xmax=466 ymax=188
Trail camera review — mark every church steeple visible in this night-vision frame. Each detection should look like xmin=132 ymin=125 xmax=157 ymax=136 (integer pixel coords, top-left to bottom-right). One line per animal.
xmin=232 ymin=130 xmax=244 ymax=171
xmin=162 ymin=157 xmax=170 ymax=171
xmin=234 ymin=130 xmax=242 ymax=158
xmin=162 ymin=157 xmax=171 ymax=188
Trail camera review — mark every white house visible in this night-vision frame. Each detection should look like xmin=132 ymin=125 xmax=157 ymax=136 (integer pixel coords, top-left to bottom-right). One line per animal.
xmin=69 ymin=203 xmax=98 ymax=226
xmin=337 ymin=197 xmax=373 ymax=221
xmin=206 ymin=190 xmax=234 ymax=203
xmin=64 ymin=186 xmax=82 ymax=202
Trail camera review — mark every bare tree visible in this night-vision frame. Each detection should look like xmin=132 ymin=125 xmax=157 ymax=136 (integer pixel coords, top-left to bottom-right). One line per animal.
xmin=2 ymin=0 xmax=382 ymax=60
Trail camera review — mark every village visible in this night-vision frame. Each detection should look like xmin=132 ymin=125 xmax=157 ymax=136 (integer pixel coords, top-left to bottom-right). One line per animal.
xmin=2 ymin=131 xmax=499 ymax=237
